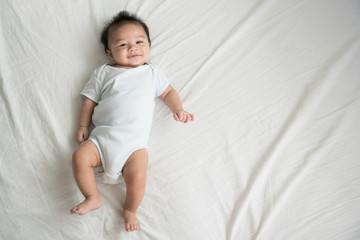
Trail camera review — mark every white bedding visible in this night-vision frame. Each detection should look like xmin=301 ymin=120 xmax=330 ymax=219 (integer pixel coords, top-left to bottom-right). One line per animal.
xmin=1 ymin=0 xmax=359 ymax=239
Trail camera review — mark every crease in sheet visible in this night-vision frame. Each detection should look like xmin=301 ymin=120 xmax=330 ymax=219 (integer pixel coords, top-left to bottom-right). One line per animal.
xmin=231 ymin=33 xmax=360 ymax=240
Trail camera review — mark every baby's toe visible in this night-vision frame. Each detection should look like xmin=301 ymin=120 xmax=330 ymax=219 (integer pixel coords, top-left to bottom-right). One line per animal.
xmin=70 ymin=207 xmax=78 ymax=214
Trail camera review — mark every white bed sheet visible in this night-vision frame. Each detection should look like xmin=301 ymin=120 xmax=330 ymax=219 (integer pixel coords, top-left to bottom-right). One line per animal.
xmin=1 ymin=0 xmax=360 ymax=239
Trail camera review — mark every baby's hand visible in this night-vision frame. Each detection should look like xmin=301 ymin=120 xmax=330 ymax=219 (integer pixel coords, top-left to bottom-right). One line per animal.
xmin=75 ymin=126 xmax=89 ymax=144
xmin=173 ymin=109 xmax=194 ymax=123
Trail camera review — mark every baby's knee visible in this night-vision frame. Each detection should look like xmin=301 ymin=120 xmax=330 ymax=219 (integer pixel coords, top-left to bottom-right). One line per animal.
xmin=124 ymin=169 xmax=147 ymax=184
xmin=72 ymin=146 xmax=101 ymax=168
xmin=133 ymin=170 xmax=147 ymax=181
xmin=72 ymin=149 xmax=87 ymax=167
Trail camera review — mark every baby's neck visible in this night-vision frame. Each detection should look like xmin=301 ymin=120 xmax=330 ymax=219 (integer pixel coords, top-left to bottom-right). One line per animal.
xmin=109 ymin=63 xmax=148 ymax=69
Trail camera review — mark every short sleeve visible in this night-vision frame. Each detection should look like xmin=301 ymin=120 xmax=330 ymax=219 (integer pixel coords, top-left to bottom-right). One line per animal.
xmin=81 ymin=68 xmax=103 ymax=103
xmin=153 ymin=65 xmax=170 ymax=97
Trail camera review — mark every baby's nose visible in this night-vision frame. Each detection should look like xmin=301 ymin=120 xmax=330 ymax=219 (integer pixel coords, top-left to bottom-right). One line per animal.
xmin=128 ymin=44 xmax=138 ymax=51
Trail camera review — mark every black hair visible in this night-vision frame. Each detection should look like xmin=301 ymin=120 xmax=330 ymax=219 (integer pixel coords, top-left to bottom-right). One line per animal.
xmin=100 ymin=11 xmax=151 ymax=52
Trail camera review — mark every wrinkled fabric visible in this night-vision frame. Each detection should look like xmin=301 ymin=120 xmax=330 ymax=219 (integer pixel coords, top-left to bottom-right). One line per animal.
xmin=0 ymin=0 xmax=359 ymax=239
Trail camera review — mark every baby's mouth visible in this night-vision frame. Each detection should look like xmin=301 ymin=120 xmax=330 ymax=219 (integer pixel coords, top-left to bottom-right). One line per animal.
xmin=128 ymin=54 xmax=141 ymax=58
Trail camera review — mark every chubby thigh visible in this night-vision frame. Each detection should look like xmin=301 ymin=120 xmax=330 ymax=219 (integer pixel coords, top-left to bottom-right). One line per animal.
xmin=122 ymin=148 xmax=148 ymax=175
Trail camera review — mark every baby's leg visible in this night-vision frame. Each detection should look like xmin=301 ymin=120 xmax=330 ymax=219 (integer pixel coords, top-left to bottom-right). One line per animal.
xmin=122 ymin=149 xmax=148 ymax=232
xmin=71 ymin=140 xmax=102 ymax=216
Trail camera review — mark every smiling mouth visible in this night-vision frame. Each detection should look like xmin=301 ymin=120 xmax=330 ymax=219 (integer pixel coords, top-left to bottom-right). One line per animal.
xmin=128 ymin=54 xmax=141 ymax=58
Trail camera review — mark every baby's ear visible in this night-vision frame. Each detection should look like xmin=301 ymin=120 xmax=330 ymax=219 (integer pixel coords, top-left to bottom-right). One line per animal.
xmin=106 ymin=49 xmax=113 ymax=60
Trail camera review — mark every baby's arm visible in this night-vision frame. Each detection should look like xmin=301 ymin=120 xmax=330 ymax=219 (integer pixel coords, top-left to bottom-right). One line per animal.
xmin=75 ymin=98 xmax=97 ymax=143
xmin=159 ymin=85 xmax=194 ymax=123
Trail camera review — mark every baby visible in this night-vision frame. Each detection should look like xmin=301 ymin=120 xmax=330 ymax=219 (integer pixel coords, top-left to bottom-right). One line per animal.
xmin=70 ymin=11 xmax=194 ymax=232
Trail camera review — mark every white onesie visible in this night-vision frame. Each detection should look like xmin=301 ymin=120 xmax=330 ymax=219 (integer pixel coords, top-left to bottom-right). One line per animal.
xmin=81 ymin=64 xmax=170 ymax=184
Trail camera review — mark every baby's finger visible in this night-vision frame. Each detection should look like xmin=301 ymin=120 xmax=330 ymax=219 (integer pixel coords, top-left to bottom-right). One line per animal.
xmin=79 ymin=135 xmax=85 ymax=143
xmin=75 ymin=133 xmax=81 ymax=143
xmin=180 ymin=112 xmax=186 ymax=122
xmin=184 ymin=115 xmax=189 ymax=123
xmin=176 ymin=112 xmax=182 ymax=122
xmin=178 ymin=112 xmax=183 ymax=122
xmin=174 ymin=112 xmax=180 ymax=121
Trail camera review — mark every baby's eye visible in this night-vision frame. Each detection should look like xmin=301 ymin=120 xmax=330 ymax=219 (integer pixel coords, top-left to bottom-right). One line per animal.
xmin=118 ymin=43 xmax=127 ymax=47
xmin=136 ymin=41 xmax=144 ymax=44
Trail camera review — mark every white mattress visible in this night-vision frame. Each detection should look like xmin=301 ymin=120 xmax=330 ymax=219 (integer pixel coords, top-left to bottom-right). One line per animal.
xmin=1 ymin=0 xmax=359 ymax=239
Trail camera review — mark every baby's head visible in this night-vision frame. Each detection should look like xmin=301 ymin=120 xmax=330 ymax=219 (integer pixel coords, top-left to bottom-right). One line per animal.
xmin=101 ymin=11 xmax=151 ymax=68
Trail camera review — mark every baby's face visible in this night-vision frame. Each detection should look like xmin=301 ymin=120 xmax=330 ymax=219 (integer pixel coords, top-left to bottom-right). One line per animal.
xmin=106 ymin=23 xmax=150 ymax=68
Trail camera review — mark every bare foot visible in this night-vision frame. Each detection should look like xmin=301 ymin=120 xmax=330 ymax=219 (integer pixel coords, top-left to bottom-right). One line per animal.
xmin=123 ymin=209 xmax=140 ymax=232
xmin=70 ymin=196 xmax=102 ymax=216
